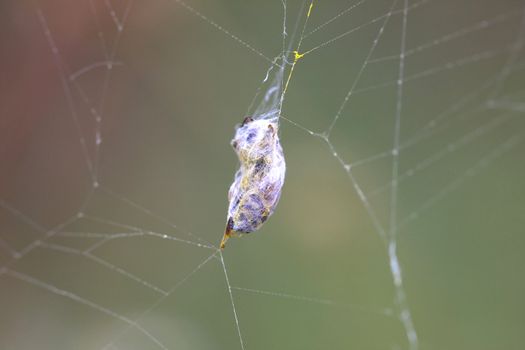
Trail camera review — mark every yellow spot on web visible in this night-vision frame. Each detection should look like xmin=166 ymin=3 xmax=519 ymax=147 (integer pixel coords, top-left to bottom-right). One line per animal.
xmin=281 ymin=2 xmax=314 ymax=98
xmin=293 ymin=51 xmax=305 ymax=61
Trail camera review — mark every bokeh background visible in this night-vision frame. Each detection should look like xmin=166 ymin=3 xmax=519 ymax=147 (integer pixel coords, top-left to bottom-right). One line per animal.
xmin=1 ymin=0 xmax=525 ymax=349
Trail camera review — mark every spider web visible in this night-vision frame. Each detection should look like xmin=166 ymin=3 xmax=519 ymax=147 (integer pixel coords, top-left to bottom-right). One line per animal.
xmin=1 ymin=0 xmax=525 ymax=349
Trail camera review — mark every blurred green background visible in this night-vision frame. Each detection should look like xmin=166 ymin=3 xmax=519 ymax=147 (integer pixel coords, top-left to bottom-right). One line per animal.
xmin=1 ymin=0 xmax=524 ymax=349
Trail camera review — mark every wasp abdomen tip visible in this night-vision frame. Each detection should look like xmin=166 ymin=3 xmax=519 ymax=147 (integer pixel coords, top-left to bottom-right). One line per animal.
xmin=220 ymin=218 xmax=234 ymax=249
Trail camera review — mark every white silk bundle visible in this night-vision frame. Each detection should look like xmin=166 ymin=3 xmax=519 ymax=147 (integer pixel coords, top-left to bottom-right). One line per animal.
xmin=221 ymin=116 xmax=286 ymax=249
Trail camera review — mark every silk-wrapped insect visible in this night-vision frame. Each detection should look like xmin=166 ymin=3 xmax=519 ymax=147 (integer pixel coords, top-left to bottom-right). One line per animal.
xmin=220 ymin=116 xmax=286 ymax=249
